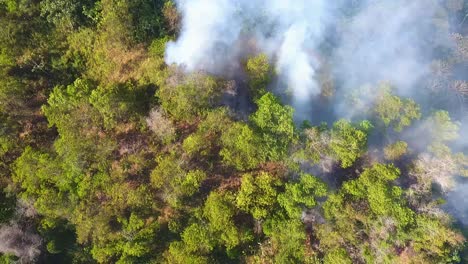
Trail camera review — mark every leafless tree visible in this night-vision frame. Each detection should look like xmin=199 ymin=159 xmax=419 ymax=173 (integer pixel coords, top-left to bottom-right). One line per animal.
xmin=0 ymin=224 xmax=42 ymax=263
xmin=146 ymin=108 xmax=176 ymax=143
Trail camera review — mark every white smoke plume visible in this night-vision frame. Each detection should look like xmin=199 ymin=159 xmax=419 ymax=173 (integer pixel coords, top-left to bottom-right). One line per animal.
xmin=334 ymin=1 xmax=439 ymax=91
xmin=165 ymin=0 xmax=331 ymax=100
xmin=330 ymin=0 xmax=455 ymax=119
xmin=165 ymin=0 xmax=454 ymax=107
xmin=445 ymin=182 xmax=468 ymax=225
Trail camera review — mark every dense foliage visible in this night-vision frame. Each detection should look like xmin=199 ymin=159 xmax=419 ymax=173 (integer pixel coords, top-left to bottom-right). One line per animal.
xmin=0 ymin=0 xmax=467 ymax=263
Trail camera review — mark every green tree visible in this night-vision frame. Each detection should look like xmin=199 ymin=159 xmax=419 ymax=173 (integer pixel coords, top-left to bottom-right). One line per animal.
xmin=263 ymin=219 xmax=307 ymax=263
xmin=98 ymin=0 xmax=169 ymax=44
xmin=40 ymin=0 xmax=97 ymax=30
xmin=43 ymin=79 xmax=116 ymax=173
xmin=245 ymin=53 xmax=272 ymax=98
xmin=277 ymin=173 xmax=327 ymax=218
xmin=329 ymin=119 xmax=372 ymax=168
xmin=220 ymin=122 xmax=266 ymax=170
xmin=164 ymin=241 xmax=209 ymax=264
xmin=323 ymin=248 xmax=352 ymax=264
xmin=151 ymin=152 xmax=206 ymax=207
xmin=89 ymin=82 xmax=145 ymax=129
xmin=203 ymin=191 xmax=250 ymax=250
xmin=90 ymin=213 xmax=160 ymax=263
xmin=427 ymin=110 xmax=460 ymax=143
xmin=340 ymin=164 xmax=414 ymax=225
xmin=236 ymin=172 xmax=281 ymax=220
xmin=373 ymin=85 xmax=421 ymax=132
xmin=250 ymin=92 xmax=295 ymax=161
xmin=297 ymin=123 xmax=332 ymax=164
xmin=384 ymin=141 xmax=408 ymax=160
xmin=157 ymin=72 xmax=221 ymax=121
xmin=164 ymin=223 xmax=214 ymax=263
xmin=0 ymin=254 xmax=18 ymax=263
xmin=183 ymin=108 xmax=232 ymax=158
xmin=410 ymin=215 xmax=465 ymax=263
xmin=12 ymin=147 xmax=71 ymax=218
xmin=316 ymin=164 xmax=460 ymax=263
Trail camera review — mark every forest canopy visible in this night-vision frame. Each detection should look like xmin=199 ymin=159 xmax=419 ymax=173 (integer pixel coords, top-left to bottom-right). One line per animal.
xmin=0 ymin=0 xmax=468 ymax=263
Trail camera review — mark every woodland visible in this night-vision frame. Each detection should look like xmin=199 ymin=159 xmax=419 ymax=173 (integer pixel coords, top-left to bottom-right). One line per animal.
xmin=0 ymin=0 xmax=468 ymax=263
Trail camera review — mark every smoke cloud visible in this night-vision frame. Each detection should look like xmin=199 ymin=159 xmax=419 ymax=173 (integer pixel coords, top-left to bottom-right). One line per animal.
xmin=166 ymin=0 xmax=454 ymax=107
xmin=334 ymin=1 xmax=439 ymax=91
xmin=165 ymin=0 xmax=331 ymax=100
xmin=445 ymin=181 xmax=468 ymax=226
